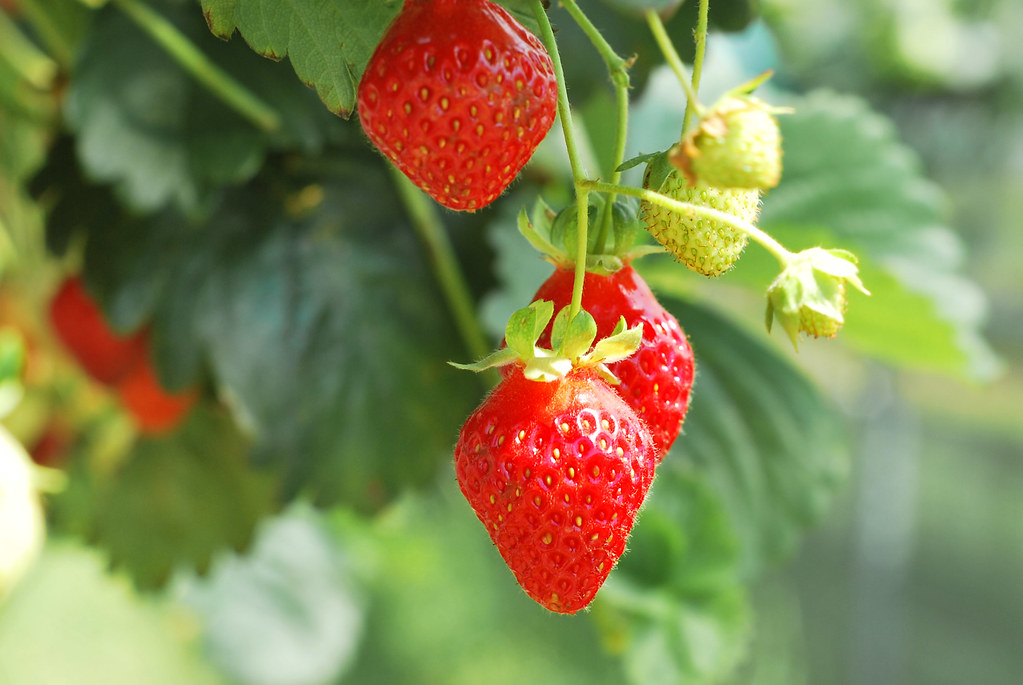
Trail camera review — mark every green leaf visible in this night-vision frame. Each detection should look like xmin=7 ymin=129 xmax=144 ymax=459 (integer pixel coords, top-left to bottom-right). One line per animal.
xmin=182 ymin=506 xmax=365 ymax=685
xmin=66 ymin=158 xmax=480 ymax=510
xmin=751 ymin=90 xmax=1000 ymax=379
xmin=90 ymin=406 xmax=276 ymax=590
xmin=199 ymin=0 xmax=395 ymax=117
xmin=655 ymin=295 xmax=850 ymax=576
xmin=66 ymin=6 xmax=338 ymax=214
xmin=0 ymin=543 xmax=228 ymax=685
xmin=597 ymin=471 xmax=752 ymax=685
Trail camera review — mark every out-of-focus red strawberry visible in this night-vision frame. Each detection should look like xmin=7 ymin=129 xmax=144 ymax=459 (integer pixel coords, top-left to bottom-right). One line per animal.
xmin=48 ymin=276 xmax=148 ymax=386
xmin=115 ymin=359 xmax=196 ymax=434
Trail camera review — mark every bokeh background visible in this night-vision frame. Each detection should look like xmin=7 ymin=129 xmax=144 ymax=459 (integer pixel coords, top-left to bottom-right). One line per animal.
xmin=1 ymin=0 xmax=1020 ymax=684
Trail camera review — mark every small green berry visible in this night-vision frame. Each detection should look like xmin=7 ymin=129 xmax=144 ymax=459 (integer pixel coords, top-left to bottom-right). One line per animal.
xmin=641 ymin=167 xmax=761 ymax=277
xmin=672 ymin=96 xmax=784 ymax=190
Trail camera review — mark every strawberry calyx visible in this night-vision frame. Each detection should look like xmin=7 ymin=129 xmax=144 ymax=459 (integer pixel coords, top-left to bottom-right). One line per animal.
xmin=517 ymin=196 xmax=662 ymax=276
xmin=765 ymin=247 xmax=870 ymax=349
xmin=451 ymin=300 xmax=642 ymax=385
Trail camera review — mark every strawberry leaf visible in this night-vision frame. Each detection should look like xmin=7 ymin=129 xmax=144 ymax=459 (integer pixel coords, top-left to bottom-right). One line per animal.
xmin=90 ymin=406 xmax=276 ymax=590
xmin=657 ymin=295 xmax=850 ymax=576
xmin=752 ymin=91 xmax=1000 ymax=379
xmin=66 ymin=6 xmax=338 ymax=214
xmin=49 ymin=155 xmax=480 ymax=512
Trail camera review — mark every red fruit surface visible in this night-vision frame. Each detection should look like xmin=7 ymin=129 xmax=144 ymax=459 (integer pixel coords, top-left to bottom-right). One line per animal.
xmin=455 ymin=369 xmax=657 ymax=614
xmin=116 ymin=360 xmax=197 ymax=434
xmin=357 ymin=0 xmax=557 ymax=211
xmin=49 ymin=276 xmax=148 ymax=386
xmin=529 ymin=265 xmax=695 ymax=457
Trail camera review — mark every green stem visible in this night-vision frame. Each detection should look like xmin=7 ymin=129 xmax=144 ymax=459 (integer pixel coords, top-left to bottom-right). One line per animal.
xmin=390 ymin=168 xmax=498 ymax=389
xmin=0 ymin=11 xmax=58 ymax=90
xmin=561 ymin=0 xmax=632 ymax=254
xmin=15 ymin=0 xmax=75 ymax=67
xmin=533 ymin=1 xmax=589 ymax=319
xmin=682 ymin=0 xmax=710 ymax=134
xmin=644 ymin=9 xmax=701 ymax=115
xmin=583 ymin=180 xmax=794 ymax=266
xmin=113 ymin=0 xmax=281 ymax=132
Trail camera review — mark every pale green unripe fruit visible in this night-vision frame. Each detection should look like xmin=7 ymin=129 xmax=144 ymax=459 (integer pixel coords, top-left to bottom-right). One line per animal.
xmin=641 ymin=168 xmax=761 ymax=277
xmin=0 ymin=426 xmax=45 ymax=603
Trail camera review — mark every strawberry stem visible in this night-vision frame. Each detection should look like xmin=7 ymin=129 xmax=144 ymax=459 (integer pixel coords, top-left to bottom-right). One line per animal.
xmin=645 ymin=9 xmax=703 ymax=129
xmin=683 ymin=0 xmax=710 ymax=134
xmin=582 ymin=180 xmax=796 ymax=267
xmin=559 ymin=0 xmax=632 ymax=256
xmin=113 ymin=0 xmax=281 ymax=133
xmin=532 ymin=1 xmax=590 ymax=319
xmin=390 ymin=167 xmax=499 ymax=389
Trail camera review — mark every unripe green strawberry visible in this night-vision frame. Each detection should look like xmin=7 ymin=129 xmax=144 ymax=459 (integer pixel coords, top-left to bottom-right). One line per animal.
xmin=0 ymin=426 xmax=45 ymax=603
xmin=672 ymin=95 xmax=783 ymax=190
xmin=641 ymin=164 xmax=761 ymax=277
xmin=765 ymin=247 xmax=870 ymax=349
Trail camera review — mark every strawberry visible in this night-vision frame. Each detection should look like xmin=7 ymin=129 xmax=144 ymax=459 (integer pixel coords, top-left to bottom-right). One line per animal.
xmin=671 ymin=95 xmax=784 ymax=190
xmin=115 ymin=355 xmax=197 ymax=434
xmin=0 ymin=425 xmax=45 ymax=601
xmin=527 ymin=265 xmax=694 ymax=457
xmin=49 ymin=275 xmax=148 ymax=386
xmin=455 ymin=367 xmax=657 ymax=613
xmin=766 ymin=247 xmax=870 ymax=349
xmin=357 ymin=0 xmax=558 ymax=211
xmin=641 ymin=163 xmax=761 ymax=277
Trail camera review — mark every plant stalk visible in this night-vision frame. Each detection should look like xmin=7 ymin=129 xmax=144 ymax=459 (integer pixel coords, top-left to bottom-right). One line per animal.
xmin=113 ymin=0 xmax=281 ymax=132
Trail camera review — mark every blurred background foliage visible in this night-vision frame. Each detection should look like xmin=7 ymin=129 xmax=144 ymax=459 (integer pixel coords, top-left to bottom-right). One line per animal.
xmin=0 ymin=0 xmax=1021 ymax=684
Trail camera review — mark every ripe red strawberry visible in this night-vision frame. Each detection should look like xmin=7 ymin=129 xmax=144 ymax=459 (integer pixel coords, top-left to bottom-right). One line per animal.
xmin=115 ymin=355 xmax=197 ymax=434
xmin=527 ymin=265 xmax=694 ymax=457
xmin=49 ymin=275 xmax=148 ymax=386
xmin=455 ymin=367 xmax=657 ymax=614
xmin=357 ymin=0 xmax=557 ymax=211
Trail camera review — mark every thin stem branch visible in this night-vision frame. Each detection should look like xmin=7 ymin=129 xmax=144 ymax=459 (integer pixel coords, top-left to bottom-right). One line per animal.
xmin=561 ymin=0 xmax=633 ymax=255
xmin=113 ymin=0 xmax=281 ymax=132
xmin=644 ymin=9 xmax=700 ymax=111
xmin=532 ymin=1 xmax=585 ymax=184
xmin=533 ymin=1 xmax=590 ymax=319
xmin=583 ymin=180 xmax=794 ymax=267
xmin=391 ymin=169 xmax=499 ymax=389
xmin=0 ymin=11 xmax=58 ymax=90
xmin=682 ymin=0 xmax=710 ymax=133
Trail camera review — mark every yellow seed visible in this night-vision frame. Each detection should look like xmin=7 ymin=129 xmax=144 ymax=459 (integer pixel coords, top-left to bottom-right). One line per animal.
xmin=575 ymin=516 xmax=583 ymax=527
xmin=552 ymin=448 xmax=560 ymax=460
xmin=568 ymin=467 xmax=575 ymax=478
xmin=489 ymin=495 xmax=496 ymax=504
xmin=440 ymin=97 xmax=449 ymax=110
xmin=542 ymin=533 xmax=552 ymax=545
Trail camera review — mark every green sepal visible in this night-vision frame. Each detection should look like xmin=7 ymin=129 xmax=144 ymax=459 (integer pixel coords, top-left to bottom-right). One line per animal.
xmin=617 ymin=151 xmax=663 ymax=174
xmin=505 ymin=300 xmax=555 ymax=359
xmin=552 ymin=307 xmax=599 ymax=361
xmin=584 ymin=318 xmax=643 ymax=368
xmin=518 ymin=193 xmax=650 ymax=275
xmin=641 ymin=150 xmax=676 ymax=195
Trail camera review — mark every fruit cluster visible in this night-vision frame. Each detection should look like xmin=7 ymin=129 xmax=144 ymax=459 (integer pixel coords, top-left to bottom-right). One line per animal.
xmin=454 ymin=260 xmax=695 ymax=614
xmin=48 ymin=276 xmax=196 ymax=435
xmin=358 ymin=0 xmax=867 ymax=616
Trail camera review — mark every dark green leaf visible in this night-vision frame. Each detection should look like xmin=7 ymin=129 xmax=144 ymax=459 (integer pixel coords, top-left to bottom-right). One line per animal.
xmin=597 ymin=471 xmax=751 ymax=685
xmin=71 ymin=157 xmax=479 ymax=510
xmin=655 ymin=294 xmax=851 ymax=576
xmin=92 ymin=406 xmax=276 ymax=590
xmin=66 ymin=6 xmax=338 ymax=214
